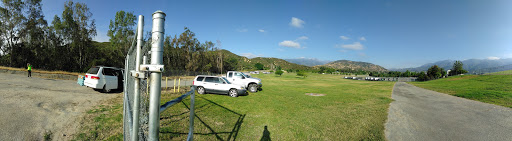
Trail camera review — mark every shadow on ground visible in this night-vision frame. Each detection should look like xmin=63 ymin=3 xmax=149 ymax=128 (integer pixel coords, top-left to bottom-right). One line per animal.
xmin=160 ymin=96 xmax=245 ymax=140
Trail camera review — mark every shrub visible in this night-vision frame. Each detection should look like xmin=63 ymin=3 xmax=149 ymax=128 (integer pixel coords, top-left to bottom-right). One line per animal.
xmin=275 ymin=70 xmax=284 ymax=76
xmin=297 ymin=71 xmax=308 ymax=78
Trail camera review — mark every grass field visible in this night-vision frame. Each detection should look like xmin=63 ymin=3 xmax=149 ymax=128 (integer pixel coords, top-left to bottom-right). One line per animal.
xmin=160 ymin=73 xmax=394 ymax=140
xmin=485 ymin=70 xmax=512 ymax=75
xmin=409 ymin=75 xmax=512 ymax=108
xmin=74 ymin=72 xmax=395 ymax=140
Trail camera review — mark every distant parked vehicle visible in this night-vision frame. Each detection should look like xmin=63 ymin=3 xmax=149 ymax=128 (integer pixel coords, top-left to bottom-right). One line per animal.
xmin=192 ymin=75 xmax=246 ymax=97
xmin=84 ymin=66 xmax=124 ymax=93
xmin=225 ymin=71 xmax=262 ymax=93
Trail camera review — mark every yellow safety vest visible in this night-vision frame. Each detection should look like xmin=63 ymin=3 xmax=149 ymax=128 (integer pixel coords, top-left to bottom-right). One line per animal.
xmin=28 ymin=65 xmax=32 ymax=71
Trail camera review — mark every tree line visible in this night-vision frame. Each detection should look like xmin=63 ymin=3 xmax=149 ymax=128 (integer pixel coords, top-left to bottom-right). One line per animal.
xmin=0 ymin=0 xmax=238 ymax=73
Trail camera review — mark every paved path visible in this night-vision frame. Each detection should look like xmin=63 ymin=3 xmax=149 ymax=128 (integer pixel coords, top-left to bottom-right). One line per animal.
xmin=0 ymin=73 xmax=117 ymax=140
xmin=385 ymin=82 xmax=512 ymax=141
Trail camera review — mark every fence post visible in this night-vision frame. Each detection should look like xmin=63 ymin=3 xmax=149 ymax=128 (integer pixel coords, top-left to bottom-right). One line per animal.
xmin=187 ymin=87 xmax=195 ymax=141
xmin=173 ymin=78 xmax=176 ymax=93
xmin=148 ymin=10 xmax=166 ymax=141
xmin=178 ymin=78 xmax=181 ymax=93
xmin=166 ymin=77 xmax=168 ymax=91
xmin=131 ymin=15 xmax=144 ymax=141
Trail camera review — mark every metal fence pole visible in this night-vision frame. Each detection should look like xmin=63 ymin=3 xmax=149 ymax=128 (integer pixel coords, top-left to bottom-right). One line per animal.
xmin=148 ymin=10 xmax=166 ymax=141
xmin=131 ymin=15 xmax=144 ymax=141
xmin=187 ymin=88 xmax=195 ymax=141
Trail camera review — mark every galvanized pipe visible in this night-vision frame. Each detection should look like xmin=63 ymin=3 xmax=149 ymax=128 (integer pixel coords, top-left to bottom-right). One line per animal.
xmin=148 ymin=10 xmax=166 ymax=141
xmin=187 ymin=87 xmax=195 ymax=141
xmin=123 ymin=55 xmax=132 ymax=141
xmin=131 ymin=15 xmax=144 ymax=141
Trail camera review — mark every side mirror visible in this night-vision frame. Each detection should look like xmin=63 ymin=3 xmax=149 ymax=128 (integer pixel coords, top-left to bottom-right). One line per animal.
xmin=242 ymin=76 xmax=245 ymax=79
xmin=223 ymin=82 xmax=226 ymax=84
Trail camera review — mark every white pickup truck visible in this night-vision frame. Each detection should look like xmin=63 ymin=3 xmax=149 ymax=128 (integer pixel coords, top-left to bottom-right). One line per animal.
xmin=225 ymin=71 xmax=262 ymax=93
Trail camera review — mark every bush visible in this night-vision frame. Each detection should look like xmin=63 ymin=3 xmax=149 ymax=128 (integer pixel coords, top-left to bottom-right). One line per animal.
xmin=275 ymin=70 xmax=284 ymax=76
xmin=297 ymin=71 xmax=308 ymax=78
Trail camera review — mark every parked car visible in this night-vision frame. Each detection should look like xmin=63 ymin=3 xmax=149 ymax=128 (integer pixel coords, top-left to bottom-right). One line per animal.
xmin=84 ymin=66 xmax=124 ymax=93
xmin=193 ymin=75 xmax=246 ymax=97
xmin=225 ymin=71 xmax=262 ymax=93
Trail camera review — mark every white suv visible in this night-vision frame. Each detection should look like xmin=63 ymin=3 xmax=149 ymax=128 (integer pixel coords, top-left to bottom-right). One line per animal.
xmin=84 ymin=66 xmax=124 ymax=93
xmin=193 ymin=75 xmax=246 ymax=97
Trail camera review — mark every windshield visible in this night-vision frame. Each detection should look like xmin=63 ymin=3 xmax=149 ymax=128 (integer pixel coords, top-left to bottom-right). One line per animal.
xmin=240 ymin=72 xmax=249 ymax=78
xmin=222 ymin=77 xmax=232 ymax=84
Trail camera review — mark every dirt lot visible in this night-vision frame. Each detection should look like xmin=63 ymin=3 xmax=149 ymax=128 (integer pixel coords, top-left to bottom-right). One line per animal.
xmin=0 ymin=73 xmax=118 ymax=140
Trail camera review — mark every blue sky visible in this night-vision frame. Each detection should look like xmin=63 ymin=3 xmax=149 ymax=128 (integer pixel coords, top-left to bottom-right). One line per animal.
xmin=42 ymin=0 xmax=512 ymax=69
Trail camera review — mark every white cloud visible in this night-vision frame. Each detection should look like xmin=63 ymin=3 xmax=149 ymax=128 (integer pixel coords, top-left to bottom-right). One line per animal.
xmin=487 ymin=56 xmax=500 ymax=60
xmin=258 ymin=29 xmax=266 ymax=33
xmin=297 ymin=36 xmax=309 ymax=40
xmin=340 ymin=36 xmax=350 ymax=40
xmin=237 ymin=29 xmax=248 ymax=32
xmin=337 ymin=42 xmax=364 ymax=50
xmin=290 ymin=17 xmax=305 ymax=28
xmin=240 ymin=53 xmax=262 ymax=59
xmin=359 ymin=37 xmax=366 ymax=41
xmin=279 ymin=40 xmax=301 ymax=48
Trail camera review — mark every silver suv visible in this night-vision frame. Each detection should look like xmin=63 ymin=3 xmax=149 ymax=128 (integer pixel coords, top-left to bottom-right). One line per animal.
xmin=193 ymin=75 xmax=246 ymax=97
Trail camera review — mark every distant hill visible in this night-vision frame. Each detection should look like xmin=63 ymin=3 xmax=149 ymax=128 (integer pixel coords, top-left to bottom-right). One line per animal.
xmin=285 ymin=58 xmax=331 ymax=67
xmin=217 ymin=50 xmax=311 ymax=70
xmin=391 ymin=58 xmax=512 ymax=73
xmin=316 ymin=60 xmax=388 ymax=72
xmin=250 ymin=57 xmax=312 ymax=70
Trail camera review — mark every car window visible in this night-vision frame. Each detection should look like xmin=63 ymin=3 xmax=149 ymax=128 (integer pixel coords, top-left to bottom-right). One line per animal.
xmin=196 ymin=76 xmax=205 ymax=81
xmin=103 ymin=68 xmax=115 ymax=76
xmin=228 ymin=73 xmax=233 ymax=78
xmin=215 ymin=77 xmax=223 ymax=84
xmin=234 ymin=72 xmax=243 ymax=78
xmin=87 ymin=67 xmax=99 ymax=74
xmin=222 ymin=77 xmax=231 ymax=84
xmin=204 ymin=77 xmax=214 ymax=83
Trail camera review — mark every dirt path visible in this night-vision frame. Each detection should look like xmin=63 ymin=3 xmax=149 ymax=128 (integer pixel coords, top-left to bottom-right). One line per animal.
xmin=385 ymin=82 xmax=512 ymax=141
xmin=0 ymin=73 xmax=118 ymax=140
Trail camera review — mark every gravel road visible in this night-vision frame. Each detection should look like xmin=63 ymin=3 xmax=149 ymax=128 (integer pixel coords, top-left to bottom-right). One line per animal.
xmin=0 ymin=73 xmax=118 ymax=140
xmin=385 ymin=82 xmax=512 ymax=141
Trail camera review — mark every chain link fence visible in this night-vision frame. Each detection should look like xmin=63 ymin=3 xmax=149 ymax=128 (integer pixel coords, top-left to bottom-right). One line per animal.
xmin=124 ymin=37 xmax=152 ymax=141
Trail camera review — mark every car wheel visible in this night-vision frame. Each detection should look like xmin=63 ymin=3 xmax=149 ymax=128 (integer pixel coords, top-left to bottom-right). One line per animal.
xmin=197 ymin=87 xmax=205 ymax=94
xmin=249 ymin=84 xmax=257 ymax=93
xmin=229 ymin=89 xmax=238 ymax=97
xmin=103 ymin=85 xmax=111 ymax=93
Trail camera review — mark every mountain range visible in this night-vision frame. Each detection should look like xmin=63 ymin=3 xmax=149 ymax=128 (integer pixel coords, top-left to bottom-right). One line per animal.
xmin=284 ymin=58 xmax=331 ymax=67
xmin=315 ymin=60 xmax=388 ymax=72
xmin=390 ymin=58 xmax=512 ymax=73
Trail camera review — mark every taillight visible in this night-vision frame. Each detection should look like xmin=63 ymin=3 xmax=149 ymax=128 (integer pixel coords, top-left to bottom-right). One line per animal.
xmin=85 ymin=74 xmax=88 ymax=78
xmin=91 ymin=76 xmax=100 ymax=80
xmin=193 ymin=81 xmax=194 ymax=85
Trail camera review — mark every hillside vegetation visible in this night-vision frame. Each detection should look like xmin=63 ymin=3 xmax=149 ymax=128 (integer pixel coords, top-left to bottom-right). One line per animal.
xmin=409 ymin=75 xmax=512 ymax=108
xmin=316 ymin=60 xmax=387 ymax=72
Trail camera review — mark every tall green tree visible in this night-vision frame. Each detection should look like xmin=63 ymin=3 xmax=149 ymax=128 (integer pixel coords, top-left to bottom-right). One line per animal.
xmin=107 ymin=10 xmax=135 ymax=55
xmin=0 ymin=0 xmax=26 ymax=67
xmin=21 ymin=0 xmax=47 ymax=69
xmin=449 ymin=60 xmax=468 ymax=76
xmin=104 ymin=10 xmax=136 ymax=67
xmin=54 ymin=1 xmax=96 ymax=71
xmin=427 ymin=65 xmax=443 ymax=80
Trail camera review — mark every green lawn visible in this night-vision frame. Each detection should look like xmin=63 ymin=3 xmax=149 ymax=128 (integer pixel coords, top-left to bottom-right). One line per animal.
xmin=409 ymin=75 xmax=512 ymax=108
xmin=486 ymin=70 xmax=512 ymax=75
xmin=160 ymin=73 xmax=395 ymax=140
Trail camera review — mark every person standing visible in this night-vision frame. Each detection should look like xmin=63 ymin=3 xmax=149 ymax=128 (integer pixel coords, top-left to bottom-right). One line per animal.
xmin=27 ymin=63 xmax=32 ymax=77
